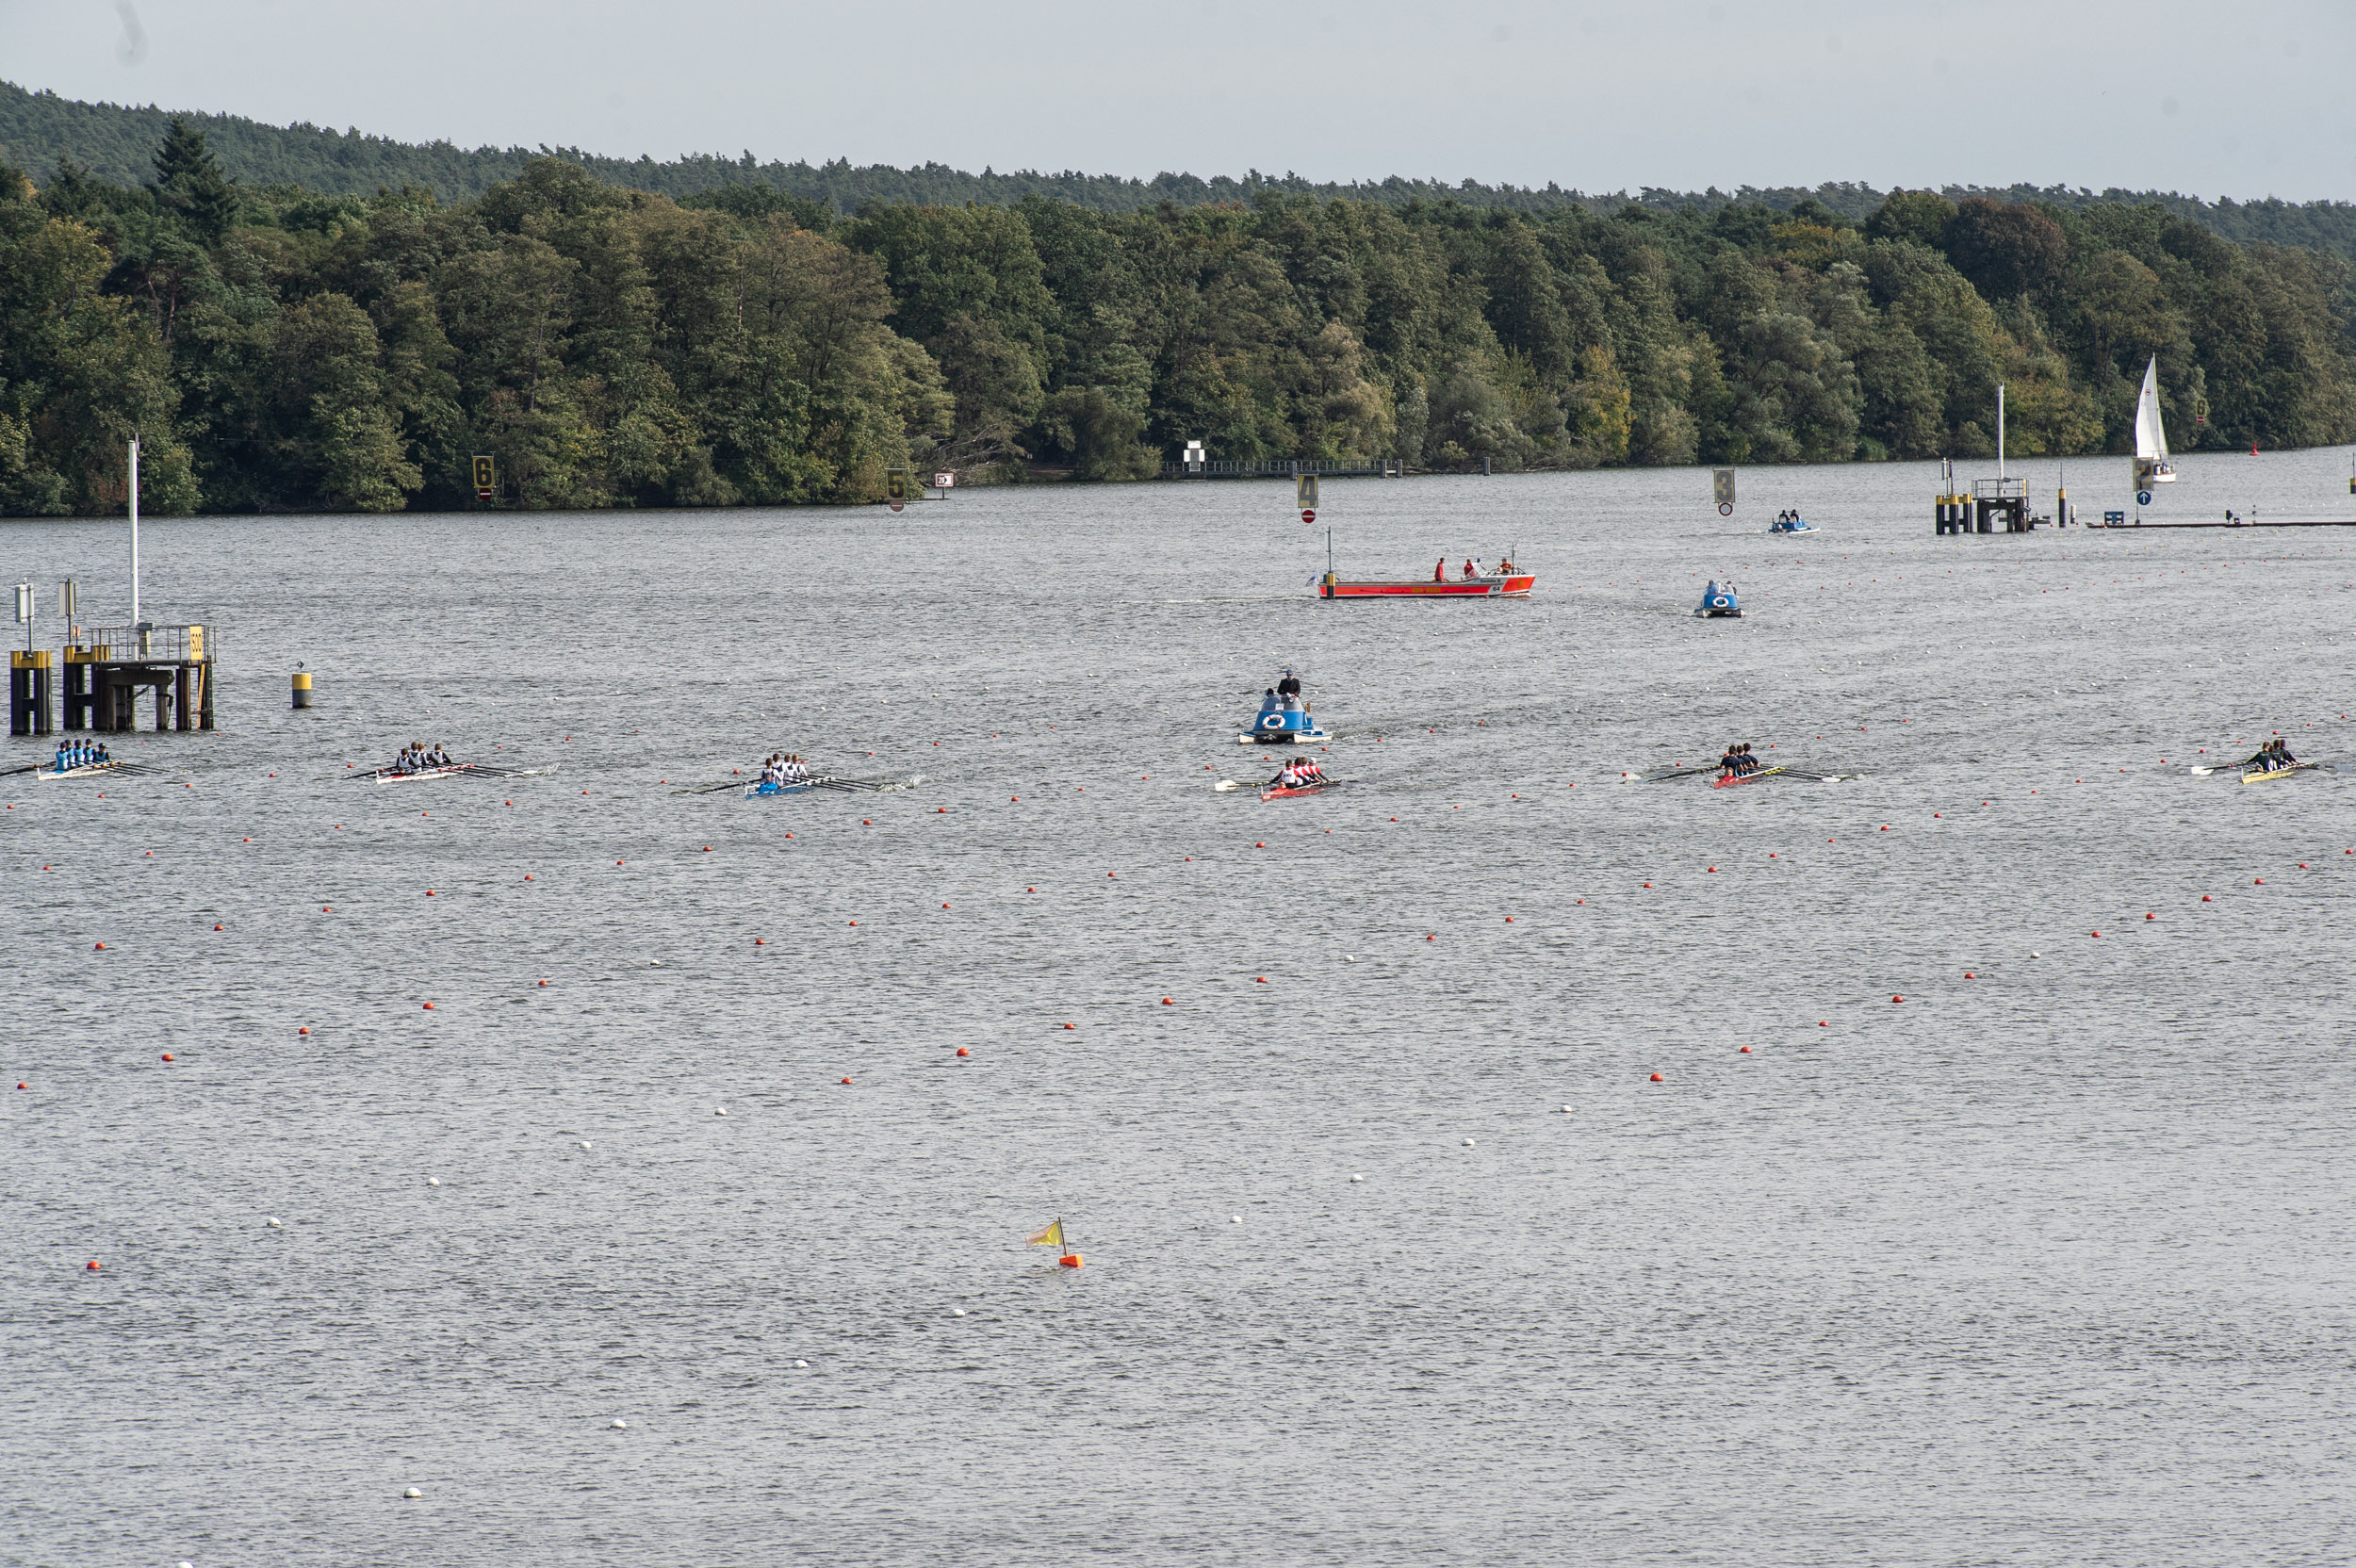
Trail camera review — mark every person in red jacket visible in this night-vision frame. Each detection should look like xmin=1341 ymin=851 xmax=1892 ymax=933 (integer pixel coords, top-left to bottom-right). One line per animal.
xmin=1433 ymin=558 xmax=1446 ymax=582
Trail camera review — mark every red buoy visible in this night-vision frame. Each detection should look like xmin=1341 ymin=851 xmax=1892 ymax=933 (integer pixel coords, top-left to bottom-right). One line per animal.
xmin=1739 ymin=1045 xmax=1752 ymax=1054
xmin=1649 ymin=1073 xmax=1663 ymax=1082
xmin=956 ymin=1048 xmax=970 ymax=1057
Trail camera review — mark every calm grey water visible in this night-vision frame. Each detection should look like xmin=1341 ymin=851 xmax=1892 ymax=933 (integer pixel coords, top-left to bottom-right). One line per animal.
xmin=7 ymin=449 xmax=2356 ymax=1567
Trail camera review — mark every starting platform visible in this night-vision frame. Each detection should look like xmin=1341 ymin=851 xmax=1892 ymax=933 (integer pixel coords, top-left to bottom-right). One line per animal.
xmin=60 ymin=624 xmax=216 ymax=732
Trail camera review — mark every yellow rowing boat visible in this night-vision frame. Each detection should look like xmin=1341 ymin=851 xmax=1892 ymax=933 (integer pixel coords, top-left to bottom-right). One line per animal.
xmin=2240 ymin=763 xmax=2315 ymax=784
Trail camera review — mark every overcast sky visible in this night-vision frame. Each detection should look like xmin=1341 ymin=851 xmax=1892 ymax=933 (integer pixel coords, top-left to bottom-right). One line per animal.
xmin=4 ymin=0 xmax=2351 ymax=200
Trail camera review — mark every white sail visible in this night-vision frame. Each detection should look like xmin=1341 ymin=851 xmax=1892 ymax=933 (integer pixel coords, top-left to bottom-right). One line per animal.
xmin=2133 ymin=356 xmax=2175 ymax=483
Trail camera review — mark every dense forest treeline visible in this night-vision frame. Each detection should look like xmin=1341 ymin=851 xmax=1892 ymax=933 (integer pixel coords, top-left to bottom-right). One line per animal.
xmin=9 ymin=78 xmax=2356 ymax=264
xmin=2 ymin=120 xmax=2352 ymax=515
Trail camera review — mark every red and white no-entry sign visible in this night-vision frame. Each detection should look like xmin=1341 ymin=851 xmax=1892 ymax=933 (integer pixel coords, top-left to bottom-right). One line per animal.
xmin=1301 ymin=509 xmax=1316 ymax=524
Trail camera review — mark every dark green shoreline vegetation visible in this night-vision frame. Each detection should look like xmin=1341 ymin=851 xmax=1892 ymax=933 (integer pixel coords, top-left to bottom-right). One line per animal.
xmin=2 ymin=111 xmax=2351 ymax=515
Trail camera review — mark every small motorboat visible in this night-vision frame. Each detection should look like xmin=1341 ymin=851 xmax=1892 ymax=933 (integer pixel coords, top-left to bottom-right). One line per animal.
xmin=1695 ymin=580 xmax=1743 ymax=618
xmin=1767 ymin=511 xmax=1817 ymax=534
xmin=1237 ymin=672 xmax=1330 ymax=744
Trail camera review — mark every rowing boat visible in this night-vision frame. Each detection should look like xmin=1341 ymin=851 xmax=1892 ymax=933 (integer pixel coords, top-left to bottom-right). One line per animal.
xmin=368 ymin=763 xmax=477 ymax=783
xmin=744 ymin=779 xmax=817 ymax=797
xmin=1711 ymin=766 xmax=1785 ymax=788
xmin=38 ymin=760 xmax=130 ymax=781
xmin=2240 ymin=762 xmax=2315 ymax=785
xmin=1260 ymin=780 xmax=1343 ymax=800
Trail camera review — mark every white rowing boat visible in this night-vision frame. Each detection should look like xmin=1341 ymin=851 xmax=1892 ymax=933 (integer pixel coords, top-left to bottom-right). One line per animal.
xmin=39 ymin=760 xmax=131 ymax=781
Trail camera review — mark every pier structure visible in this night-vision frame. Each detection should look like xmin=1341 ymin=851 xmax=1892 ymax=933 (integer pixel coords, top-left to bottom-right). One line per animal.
xmin=1165 ymin=456 xmax=1405 ymax=480
xmin=1935 ymin=478 xmax=2034 ymax=535
xmin=62 ymin=623 xmax=216 ymax=732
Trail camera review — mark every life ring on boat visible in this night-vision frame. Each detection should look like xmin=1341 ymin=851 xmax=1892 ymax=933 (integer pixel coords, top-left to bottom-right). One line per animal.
xmin=1259 ymin=712 xmax=1287 ymax=729
xmin=1707 ymin=594 xmax=1733 ymax=610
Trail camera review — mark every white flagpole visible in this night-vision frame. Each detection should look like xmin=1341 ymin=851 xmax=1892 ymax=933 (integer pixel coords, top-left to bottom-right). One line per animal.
xmin=128 ymin=437 xmax=141 ymax=627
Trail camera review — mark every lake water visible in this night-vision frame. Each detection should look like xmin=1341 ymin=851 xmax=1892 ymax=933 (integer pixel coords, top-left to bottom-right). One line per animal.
xmin=7 ymin=449 xmax=2355 ymax=1566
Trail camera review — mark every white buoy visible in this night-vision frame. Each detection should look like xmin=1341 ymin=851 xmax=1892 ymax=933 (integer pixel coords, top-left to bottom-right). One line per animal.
xmin=427 ymin=1177 xmax=441 ymax=1185
xmin=2031 ymin=952 xmax=2041 ymax=958
xmin=402 ymin=1487 xmax=421 ymax=1499
xmin=649 ymin=959 xmax=662 ymax=967
xmin=714 ymin=1107 xmax=727 ymax=1117
xmin=580 ymin=1141 xmax=592 ymax=1150
xmin=1464 ymin=1137 xmax=1476 ymax=1147
xmin=952 ymin=1308 xmax=966 ymax=1316
xmin=793 ymin=1358 xmax=809 ymax=1367
xmin=1560 ymin=1105 xmax=1574 ymax=1114
xmin=1345 ymin=955 xmax=1355 ymax=962
xmin=610 ymin=1418 xmax=627 ymax=1429
xmin=1350 ymin=1174 xmax=1364 ymax=1183
xmin=267 ymin=1217 xmax=283 ymax=1227
xmin=1231 ymin=1215 xmax=1242 ymax=1223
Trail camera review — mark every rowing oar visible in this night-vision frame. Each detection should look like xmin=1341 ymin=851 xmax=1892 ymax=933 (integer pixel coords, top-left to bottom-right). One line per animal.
xmin=0 ymin=760 xmax=47 ymax=776
xmin=669 ymin=777 xmax=747 ymax=795
xmin=1641 ymin=763 xmax=1718 ymax=782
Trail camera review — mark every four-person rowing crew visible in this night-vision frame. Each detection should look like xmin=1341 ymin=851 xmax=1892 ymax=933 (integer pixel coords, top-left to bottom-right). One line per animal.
xmin=1265 ymin=756 xmax=1331 ymax=792
xmin=2241 ymin=738 xmax=2301 ymax=776
xmin=51 ymin=740 xmax=115 ymax=773
xmin=760 ymin=753 xmax=814 ymax=787
xmin=389 ymin=742 xmax=457 ymax=775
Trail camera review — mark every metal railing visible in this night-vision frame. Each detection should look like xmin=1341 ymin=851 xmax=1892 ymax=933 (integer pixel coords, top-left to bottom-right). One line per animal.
xmin=1161 ymin=458 xmax=1403 ymax=479
xmin=78 ymin=624 xmax=212 ymax=662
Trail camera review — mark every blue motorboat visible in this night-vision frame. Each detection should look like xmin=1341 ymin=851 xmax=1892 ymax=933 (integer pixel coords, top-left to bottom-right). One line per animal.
xmin=1237 ymin=671 xmax=1330 ymax=744
xmin=1695 ymin=580 xmax=1744 ymax=618
xmin=1767 ymin=510 xmax=1817 ymax=534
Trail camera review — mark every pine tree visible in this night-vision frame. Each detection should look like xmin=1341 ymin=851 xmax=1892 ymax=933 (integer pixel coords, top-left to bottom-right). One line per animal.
xmin=152 ymin=117 xmax=236 ymax=239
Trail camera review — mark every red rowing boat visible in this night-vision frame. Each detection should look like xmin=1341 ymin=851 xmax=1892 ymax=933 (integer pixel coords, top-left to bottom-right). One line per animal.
xmin=1319 ymin=571 xmax=1533 ymax=598
xmin=1711 ymin=766 xmax=1785 ymax=789
xmin=1260 ymin=780 xmax=1344 ymax=801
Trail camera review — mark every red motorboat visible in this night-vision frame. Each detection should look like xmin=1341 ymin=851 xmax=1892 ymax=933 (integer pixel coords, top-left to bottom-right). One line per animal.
xmin=1319 ymin=570 xmax=1534 ymax=598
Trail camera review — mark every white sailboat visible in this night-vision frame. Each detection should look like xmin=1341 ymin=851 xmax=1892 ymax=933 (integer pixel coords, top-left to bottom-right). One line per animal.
xmin=2133 ymin=356 xmax=2176 ymax=491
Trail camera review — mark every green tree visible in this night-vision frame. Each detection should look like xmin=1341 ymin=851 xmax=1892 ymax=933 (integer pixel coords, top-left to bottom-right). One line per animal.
xmin=152 ymin=117 xmax=237 ymax=241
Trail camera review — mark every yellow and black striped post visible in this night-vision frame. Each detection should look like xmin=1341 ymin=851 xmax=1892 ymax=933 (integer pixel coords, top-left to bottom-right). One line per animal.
xmin=291 ymin=669 xmax=313 ymax=710
xmin=9 ymin=649 xmax=52 ymax=735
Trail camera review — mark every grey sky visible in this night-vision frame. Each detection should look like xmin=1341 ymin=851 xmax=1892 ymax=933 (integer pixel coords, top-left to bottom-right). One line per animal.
xmin=4 ymin=0 xmax=2352 ymax=199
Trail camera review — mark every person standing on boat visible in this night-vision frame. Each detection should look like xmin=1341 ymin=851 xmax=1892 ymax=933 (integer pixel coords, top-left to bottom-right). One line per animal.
xmin=1277 ymin=668 xmax=1301 ymax=701
xmin=1434 ymin=558 xmax=1447 ymax=583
